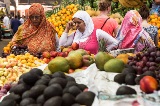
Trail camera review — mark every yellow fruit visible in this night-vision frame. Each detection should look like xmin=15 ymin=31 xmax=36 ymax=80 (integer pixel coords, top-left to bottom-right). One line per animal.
xmin=48 ymin=57 xmax=70 ymax=73
xmin=104 ymin=58 xmax=125 ymax=73
xmin=116 ymin=54 xmax=129 ymax=64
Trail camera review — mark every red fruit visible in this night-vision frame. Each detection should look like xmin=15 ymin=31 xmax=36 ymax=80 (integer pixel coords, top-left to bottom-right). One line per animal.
xmin=42 ymin=51 xmax=50 ymax=58
xmin=3 ymin=84 xmax=11 ymax=91
xmin=71 ymin=42 xmax=79 ymax=50
xmin=140 ymin=76 xmax=158 ymax=93
xmin=43 ymin=58 xmax=50 ymax=64
xmin=50 ymin=51 xmax=58 ymax=57
xmin=68 ymin=69 xmax=75 ymax=74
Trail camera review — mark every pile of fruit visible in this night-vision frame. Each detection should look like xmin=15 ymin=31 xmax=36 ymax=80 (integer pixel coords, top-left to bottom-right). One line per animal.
xmin=47 ymin=4 xmax=79 ymax=37
xmin=0 ymin=68 xmax=96 ymax=106
xmin=148 ymin=14 xmax=160 ymax=47
xmin=0 ymin=53 xmax=45 ymax=86
xmin=109 ymin=12 xmax=124 ymax=24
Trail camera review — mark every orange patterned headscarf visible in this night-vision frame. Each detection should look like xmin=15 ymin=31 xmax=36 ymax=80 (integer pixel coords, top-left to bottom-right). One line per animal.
xmin=12 ymin=3 xmax=57 ymax=53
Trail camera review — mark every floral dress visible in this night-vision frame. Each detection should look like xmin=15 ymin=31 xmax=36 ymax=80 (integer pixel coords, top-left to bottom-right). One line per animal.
xmin=143 ymin=25 xmax=158 ymax=44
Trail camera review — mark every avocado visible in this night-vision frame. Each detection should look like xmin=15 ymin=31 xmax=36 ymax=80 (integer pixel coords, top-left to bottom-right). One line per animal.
xmin=9 ymin=83 xmax=31 ymax=95
xmin=143 ymin=71 xmax=156 ymax=78
xmin=20 ymin=98 xmax=36 ymax=106
xmin=68 ymin=85 xmax=82 ymax=97
xmin=122 ymin=67 xmax=137 ymax=75
xmin=65 ymin=81 xmax=77 ymax=88
xmin=116 ymin=86 xmax=137 ymax=95
xmin=18 ymin=78 xmax=24 ymax=84
xmin=49 ymin=77 xmax=67 ymax=88
xmin=125 ymin=73 xmax=137 ymax=85
xmin=114 ymin=73 xmax=126 ymax=84
xmin=41 ymin=75 xmax=51 ymax=80
xmin=23 ymin=72 xmax=40 ymax=85
xmin=62 ymin=93 xmax=75 ymax=106
xmin=50 ymin=83 xmax=62 ymax=90
xmin=63 ymin=87 xmax=69 ymax=94
xmin=75 ymin=91 xmax=95 ymax=106
xmin=52 ymin=71 xmax=66 ymax=78
xmin=72 ymin=103 xmax=80 ymax=106
xmin=22 ymin=90 xmax=32 ymax=99
xmin=2 ymin=93 xmax=21 ymax=103
xmin=36 ymin=95 xmax=45 ymax=105
xmin=66 ymin=76 xmax=76 ymax=82
xmin=0 ymin=99 xmax=17 ymax=106
xmin=77 ymin=84 xmax=88 ymax=91
xmin=30 ymin=68 xmax=43 ymax=76
xmin=135 ymin=74 xmax=145 ymax=85
xmin=30 ymin=85 xmax=47 ymax=98
xmin=43 ymin=85 xmax=62 ymax=100
xmin=34 ymin=79 xmax=49 ymax=86
xmin=43 ymin=96 xmax=62 ymax=106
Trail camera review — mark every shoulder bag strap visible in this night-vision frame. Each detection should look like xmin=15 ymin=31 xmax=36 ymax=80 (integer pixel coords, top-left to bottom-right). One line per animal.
xmin=100 ymin=17 xmax=110 ymax=29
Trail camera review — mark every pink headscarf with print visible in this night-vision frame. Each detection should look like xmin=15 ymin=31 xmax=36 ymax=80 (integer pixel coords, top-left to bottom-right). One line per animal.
xmin=116 ymin=10 xmax=143 ymax=48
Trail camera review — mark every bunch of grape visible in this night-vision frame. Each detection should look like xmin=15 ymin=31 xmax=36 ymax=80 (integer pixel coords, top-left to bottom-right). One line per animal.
xmin=127 ymin=47 xmax=160 ymax=75
xmin=10 ymin=45 xmax=29 ymax=56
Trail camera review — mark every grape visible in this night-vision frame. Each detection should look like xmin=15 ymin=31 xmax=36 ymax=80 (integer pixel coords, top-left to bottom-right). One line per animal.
xmin=155 ymin=57 xmax=160 ymax=63
xmin=128 ymin=56 xmax=133 ymax=60
xmin=149 ymin=57 xmax=155 ymax=62
xmin=142 ymin=67 xmax=148 ymax=72
xmin=150 ymin=52 xmax=156 ymax=57
xmin=149 ymin=66 xmax=156 ymax=71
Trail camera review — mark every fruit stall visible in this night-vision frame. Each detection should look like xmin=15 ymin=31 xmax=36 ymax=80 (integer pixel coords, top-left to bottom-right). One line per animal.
xmin=0 ymin=0 xmax=160 ymax=106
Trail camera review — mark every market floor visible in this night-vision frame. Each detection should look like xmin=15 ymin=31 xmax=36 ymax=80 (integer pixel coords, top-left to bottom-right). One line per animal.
xmin=0 ymin=39 xmax=11 ymax=56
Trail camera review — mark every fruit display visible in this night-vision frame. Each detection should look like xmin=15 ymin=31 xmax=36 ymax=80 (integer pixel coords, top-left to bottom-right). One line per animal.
xmin=0 ymin=83 xmax=11 ymax=99
xmin=109 ymin=12 xmax=124 ymax=24
xmin=148 ymin=14 xmax=160 ymax=47
xmin=0 ymin=53 xmax=45 ymax=86
xmin=47 ymin=4 xmax=79 ymax=37
xmin=127 ymin=47 xmax=160 ymax=75
xmin=0 ymin=69 xmax=96 ymax=106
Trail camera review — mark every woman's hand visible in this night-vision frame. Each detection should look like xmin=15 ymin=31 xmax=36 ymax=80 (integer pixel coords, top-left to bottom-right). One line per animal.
xmin=65 ymin=21 xmax=75 ymax=33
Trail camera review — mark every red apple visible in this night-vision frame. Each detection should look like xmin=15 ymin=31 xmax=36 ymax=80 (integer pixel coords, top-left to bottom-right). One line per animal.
xmin=43 ymin=58 xmax=50 ymax=64
xmin=50 ymin=51 xmax=58 ymax=57
xmin=140 ymin=76 xmax=158 ymax=93
xmin=42 ymin=51 xmax=50 ymax=58
xmin=71 ymin=42 xmax=79 ymax=50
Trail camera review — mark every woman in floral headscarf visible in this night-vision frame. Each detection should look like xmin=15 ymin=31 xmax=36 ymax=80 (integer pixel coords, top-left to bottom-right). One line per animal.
xmin=59 ymin=10 xmax=118 ymax=54
xmin=11 ymin=3 xmax=59 ymax=53
xmin=116 ymin=10 xmax=155 ymax=52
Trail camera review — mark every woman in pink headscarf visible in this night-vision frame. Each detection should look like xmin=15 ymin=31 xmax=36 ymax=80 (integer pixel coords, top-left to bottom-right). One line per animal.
xmin=116 ymin=10 xmax=155 ymax=52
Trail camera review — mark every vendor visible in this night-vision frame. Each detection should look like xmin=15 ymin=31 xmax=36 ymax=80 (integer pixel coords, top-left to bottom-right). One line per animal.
xmin=11 ymin=3 xmax=59 ymax=54
xmin=59 ymin=10 xmax=118 ymax=54
xmin=150 ymin=0 xmax=160 ymax=15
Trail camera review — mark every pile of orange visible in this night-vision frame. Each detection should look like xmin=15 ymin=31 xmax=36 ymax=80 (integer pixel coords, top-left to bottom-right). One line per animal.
xmin=47 ymin=4 xmax=79 ymax=37
xmin=148 ymin=14 xmax=160 ymax=47
xmin=3 ymin=41 xmax=12 ymax=54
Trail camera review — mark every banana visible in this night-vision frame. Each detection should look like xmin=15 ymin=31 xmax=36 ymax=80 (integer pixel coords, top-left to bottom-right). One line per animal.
xmin=112 ymin=0 xmax=119 ymax=2
xmin=124 ymin=0 xmax=139 ymax=7
xmin=118 ymin=0 xmax=132 ymax=8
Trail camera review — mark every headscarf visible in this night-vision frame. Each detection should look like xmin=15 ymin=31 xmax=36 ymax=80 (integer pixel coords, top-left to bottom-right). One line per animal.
xmin=116 ymin=10 xmax=143 ymax=48
xmin=72 ymin=10 xmax=94 ymax=43
xmin=12 ymin=3 xmax=57 ymax=53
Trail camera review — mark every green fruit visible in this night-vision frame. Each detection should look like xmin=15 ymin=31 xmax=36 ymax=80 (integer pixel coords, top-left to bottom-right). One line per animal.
xmin=104 ymin=58 xmax=125 ymax=73
xmin=95 ymin=52 xmax=114 ymax=71
xmin=48 ymin=57 xmax=70 ymax=73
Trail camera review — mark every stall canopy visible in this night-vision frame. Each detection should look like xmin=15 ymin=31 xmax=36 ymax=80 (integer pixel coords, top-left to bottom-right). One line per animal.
xmin=0 ymin=1 xmax=6 ymax=7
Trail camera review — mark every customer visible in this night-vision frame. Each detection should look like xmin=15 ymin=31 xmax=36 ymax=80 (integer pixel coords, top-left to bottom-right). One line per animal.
xmin=3 ymin=14 xmax=10 ymax=29
xmin=139 ymin=5 xmax=158 ymax=46
xmin=12 ymin=3 xmax=59 ymax=54
xmin=59 ymin=10 xmax=118 ymax=54
xmin=150 ymin=0 xmax=160 ymax=15
xmin=92 ymin=0 xmax=119 ymax=37
xmin=11 ymin=16 xmax=21 ymax=35
xmin=19 ymin=15 xmax=25 ymax=24
xmin=116 ymin=10 xmax=155 ymax=53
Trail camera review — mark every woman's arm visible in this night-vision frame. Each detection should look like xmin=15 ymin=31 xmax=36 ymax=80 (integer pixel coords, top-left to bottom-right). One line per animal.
xmin=59 ymin=32 xmax=75 ymax=47
xmin=96 ymin=29 xmax=118 ymax=51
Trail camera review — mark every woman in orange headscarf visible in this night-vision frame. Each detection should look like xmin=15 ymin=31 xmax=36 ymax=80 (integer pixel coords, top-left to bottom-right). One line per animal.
xmin=11 ymin=3 xmax=59 ymax=54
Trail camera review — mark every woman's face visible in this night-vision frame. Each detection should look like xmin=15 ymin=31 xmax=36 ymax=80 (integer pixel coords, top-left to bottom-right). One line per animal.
xmin=72 ymin=18 xmax=86 ymax=33
xmin=29 ymin=15 xmax=42 ymax=27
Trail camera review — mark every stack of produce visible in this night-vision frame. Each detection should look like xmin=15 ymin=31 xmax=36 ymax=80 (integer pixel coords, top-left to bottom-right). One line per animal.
xmin=47 ymin=4 xmax=79 ymax=37
xmin=0 ymin=68 xmax=96 ymax=106
xmin=148 ymin=14 xmax=160 ymax=47
xmin=0 ymin=53 xmax=45 ymax=86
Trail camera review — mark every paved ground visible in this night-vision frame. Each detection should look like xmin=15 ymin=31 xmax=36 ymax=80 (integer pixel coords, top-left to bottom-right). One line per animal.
xmin=0 ymin=39 xmax=11 ymax=56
